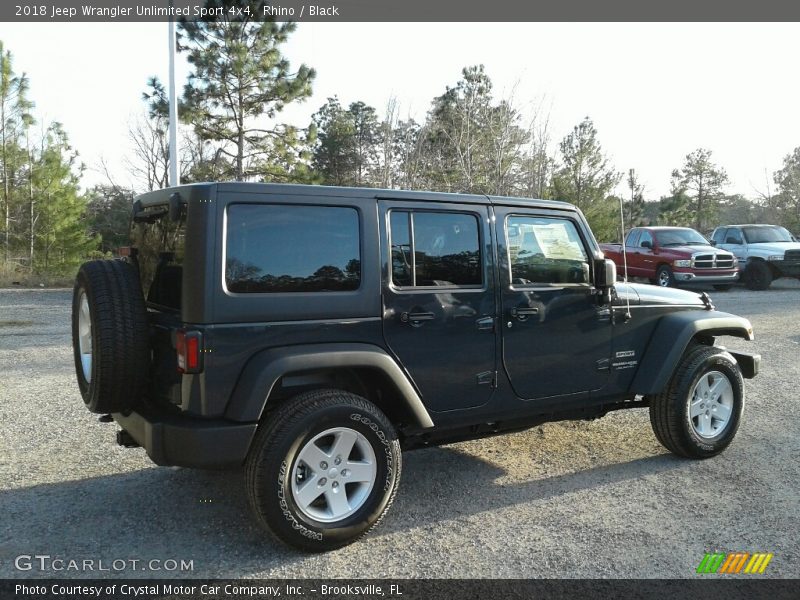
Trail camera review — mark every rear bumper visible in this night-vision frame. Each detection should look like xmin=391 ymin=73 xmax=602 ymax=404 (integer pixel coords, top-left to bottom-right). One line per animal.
xmin=113 ymin=408 xmax=257 ymax=469
xmin=674 ymin=271 xmax=739 ymax=284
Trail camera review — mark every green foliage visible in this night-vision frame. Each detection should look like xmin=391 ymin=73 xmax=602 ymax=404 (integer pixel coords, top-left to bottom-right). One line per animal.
xmin=552 ymin=117 xmax=621 ymax=211
xmin=312 ymin=97 xmax=379 ymax=186
xmin=773 ymin=147 xmax=800 ymax=233
xmin=670 ymin=148 xmax=729 ymax=230
xmin=85 ymin=185 xmax=134 ymax=253
xmin=31 ymin=124 xmax=96 ymax=271
xmin=178 ymin=8 xmax=316 ymax=181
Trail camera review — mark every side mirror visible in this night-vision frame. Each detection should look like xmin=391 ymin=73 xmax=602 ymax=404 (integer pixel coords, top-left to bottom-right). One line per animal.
xmin=709 ymin=240 xmax=717 ymax=246
xmin=640 ymin=240 xmax=653 ymax=249
xmin=595 ymin=258 xmax=617 ymax=288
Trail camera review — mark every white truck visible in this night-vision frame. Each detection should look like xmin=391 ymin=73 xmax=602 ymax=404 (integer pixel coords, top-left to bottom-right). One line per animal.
xmin=710 ymin=224 xmax=800 ymax=290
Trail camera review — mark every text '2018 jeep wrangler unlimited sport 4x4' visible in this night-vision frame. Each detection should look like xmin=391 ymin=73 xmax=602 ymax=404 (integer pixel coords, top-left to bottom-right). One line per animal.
xmin=72 ymin=183 xmax=760 ymax=551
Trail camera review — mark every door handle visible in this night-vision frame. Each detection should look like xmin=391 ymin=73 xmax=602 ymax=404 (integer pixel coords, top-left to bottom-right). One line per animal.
xmin=400 ymin=311 xmax=435 ymax=324
xmin=511 ymin=307 xmax=539 ymax=319
xmin=476 ymin=316 xmax=495 ymax=332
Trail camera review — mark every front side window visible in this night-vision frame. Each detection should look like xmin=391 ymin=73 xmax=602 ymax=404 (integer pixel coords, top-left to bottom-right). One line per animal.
xmin=225 ymin=204 xmax=361 ymax=293
xmin=507 ymin=216 xmax=589 ymax=285
xmin=638 ymin=230 xmax=654 ymax=248
xmin=389 ymin=210 xmax=481 ymax=287
xmin=711 ymin=228 xmax=727 ymax=244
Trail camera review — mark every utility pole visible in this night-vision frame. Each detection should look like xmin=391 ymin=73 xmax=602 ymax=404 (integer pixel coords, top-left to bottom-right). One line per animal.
xmin=167 ymin=7 xmax=179 ymax=187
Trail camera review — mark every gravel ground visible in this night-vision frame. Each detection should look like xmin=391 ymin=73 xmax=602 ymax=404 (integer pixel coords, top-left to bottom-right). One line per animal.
xmin=1 ymin=282 xmax=798 ymax=579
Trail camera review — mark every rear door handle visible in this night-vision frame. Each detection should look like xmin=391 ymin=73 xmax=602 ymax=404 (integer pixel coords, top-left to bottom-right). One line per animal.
xmin=400 ymin=311 xmax=435 ymax=323
xmin=511 ymin=307 xmax=539 ymax=319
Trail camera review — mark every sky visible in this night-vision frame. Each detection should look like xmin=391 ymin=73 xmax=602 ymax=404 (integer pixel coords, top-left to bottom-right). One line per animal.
xmin=0 ymin=22 xmax=798 ymax=199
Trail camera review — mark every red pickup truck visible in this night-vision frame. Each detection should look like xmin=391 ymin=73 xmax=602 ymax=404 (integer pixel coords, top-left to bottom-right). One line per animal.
xmin=600 ymin=226 xmax=739 ymax=289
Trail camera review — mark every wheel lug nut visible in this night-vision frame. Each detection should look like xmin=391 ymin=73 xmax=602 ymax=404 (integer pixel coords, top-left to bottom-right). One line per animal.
xmin=318 ymin=477 xmax=327 ymax=486
xmin=341 ymin=469 xmax=349 ymax=477
xmin=320 ymin=461 xmax=328 ymax=470
xmin=334 ymin=457 xmax=341 ymax=465
xmin=332 ymin=481 xmax=339 ymax=489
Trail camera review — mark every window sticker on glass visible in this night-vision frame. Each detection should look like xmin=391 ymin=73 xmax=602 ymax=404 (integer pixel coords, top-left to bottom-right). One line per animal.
xmin=526 ymin=223 xmax=586 ymax=260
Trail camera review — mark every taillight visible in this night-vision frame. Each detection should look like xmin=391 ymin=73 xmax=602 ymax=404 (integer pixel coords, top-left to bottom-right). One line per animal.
xmin=176 ymin=330 xmax=203 ymax=374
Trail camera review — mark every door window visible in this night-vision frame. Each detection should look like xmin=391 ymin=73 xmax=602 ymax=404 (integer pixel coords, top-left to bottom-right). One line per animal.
xmin=389 ymin=210 xmax=481 ymax=287
xmin=638 ymin=230 xmax=654 ymax=248
xmin=506 ymin=216 xmax=589 ymax=285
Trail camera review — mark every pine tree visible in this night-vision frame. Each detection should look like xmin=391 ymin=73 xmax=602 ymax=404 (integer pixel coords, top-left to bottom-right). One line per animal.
xmin=178 ymin=3 xmax=316 ymax=181
xmin=32 ymin=124 xmax=96 ymax=271
xmin=670 ymin=148 xmax=729 ymax=231
xmin=0 ymin=42 xmax=33 ymax=268
xmin=552 ymin=117 xmax=621 ymax=212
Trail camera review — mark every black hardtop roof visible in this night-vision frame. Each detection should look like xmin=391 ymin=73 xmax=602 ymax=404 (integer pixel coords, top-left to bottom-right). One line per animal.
xmin=135 ymin=182 xmax=577 ymax=212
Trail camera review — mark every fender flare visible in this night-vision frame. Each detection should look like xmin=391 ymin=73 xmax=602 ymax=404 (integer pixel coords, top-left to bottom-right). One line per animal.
xmin=224 ymin=342 xmax=434 ymax=429
xmin=630 ymin=310 xmax=754 ymax=395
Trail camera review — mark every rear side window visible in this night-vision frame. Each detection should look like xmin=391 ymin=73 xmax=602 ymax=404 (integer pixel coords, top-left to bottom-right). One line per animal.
xmin=389 ymin=210 xmax=481 ymax=287
xmin=225 ymin=204 xmax=361 ymax=293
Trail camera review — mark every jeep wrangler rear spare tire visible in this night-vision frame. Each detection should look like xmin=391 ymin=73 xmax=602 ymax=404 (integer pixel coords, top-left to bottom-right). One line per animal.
xmin=648 ymin=345 xmax=744 ymax=459
xmin=245 ymin=389 xmax=402 ymax=552
xmin=71 ymin=260 xmax=150 ymax=413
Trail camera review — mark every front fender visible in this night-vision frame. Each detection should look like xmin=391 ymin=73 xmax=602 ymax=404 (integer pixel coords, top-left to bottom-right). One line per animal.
xmin=224 ymin=342 xmax=434 ymax=429
xmin=630 ymin=310 xmax=754 ymax=395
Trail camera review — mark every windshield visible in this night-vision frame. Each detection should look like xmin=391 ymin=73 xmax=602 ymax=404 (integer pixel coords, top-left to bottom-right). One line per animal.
xmin=655 ymin=228 xmax=709 ymax=246
xmin=743 ymin=226 xmax=794 ymax=244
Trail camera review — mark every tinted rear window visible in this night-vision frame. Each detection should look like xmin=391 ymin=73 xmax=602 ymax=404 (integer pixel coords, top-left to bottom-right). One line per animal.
xmin=225 ymin=204 xmax=361 ymax=293
xmin=131 ymin=206 xmax=185 ymax=310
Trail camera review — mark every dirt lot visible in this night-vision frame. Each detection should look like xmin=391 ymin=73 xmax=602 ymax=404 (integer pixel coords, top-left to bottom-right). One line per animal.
xmin=1 ymin=282 xmax=798 ymax=579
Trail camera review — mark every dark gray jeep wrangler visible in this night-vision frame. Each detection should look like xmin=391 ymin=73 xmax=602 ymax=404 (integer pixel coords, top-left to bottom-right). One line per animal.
xmin=71 ymin=183 xmax=760 ymax=551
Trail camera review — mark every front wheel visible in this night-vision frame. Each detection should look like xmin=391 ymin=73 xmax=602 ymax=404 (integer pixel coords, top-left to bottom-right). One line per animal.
xmin=743 ymin=261 xmax=772 ymax=290
xmin=655 ymin=265 xmax=675 ymax=287
xmin=245 ymin=389 xmax=402 ymax=552
xmin=648 ymin=345 xmax=744 ymax=459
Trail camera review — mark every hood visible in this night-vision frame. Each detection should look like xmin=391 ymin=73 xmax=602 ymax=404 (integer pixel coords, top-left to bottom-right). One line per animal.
xmin=625 ymin=282 xmax=705 ymax=307
xmin=663 ymin=244 xmax=731 ymax=256
xmin=747 ymin=242 xmax=800 ymax=255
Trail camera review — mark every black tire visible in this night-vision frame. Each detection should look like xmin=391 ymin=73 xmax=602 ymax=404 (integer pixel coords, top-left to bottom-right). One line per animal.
xmin=743 ymin=261 xmax=772 ymax=290
xmin=712 ymin=284 xmax=732 ymax=291
xmin=655 ymin=265 xmax=675 ymax=287
xmin=71 ymin=260 xmax=149 ymax=413
xmin=648 ymin=345 xmax=744 ymax=459
xmin=246 ymin=389 xmax=402 ymax=552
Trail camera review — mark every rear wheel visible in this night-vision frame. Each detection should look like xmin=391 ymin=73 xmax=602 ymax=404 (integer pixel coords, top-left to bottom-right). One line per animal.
xmin=743 ymin=261 xmax=772 ymax=290
xmin=655 ymin=265 xmax=675 ymax=287
xmin=648 ymin=345 xmax=744 ymax=458
xmin=71 ymin=260 xmax=149 ymax=414
xmin=245 ymin=389 xmax=402 ymax=552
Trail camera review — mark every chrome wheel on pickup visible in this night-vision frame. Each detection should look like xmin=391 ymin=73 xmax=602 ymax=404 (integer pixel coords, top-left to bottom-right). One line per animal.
xmin=77 ymin=291 xmax=93 ymax=383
